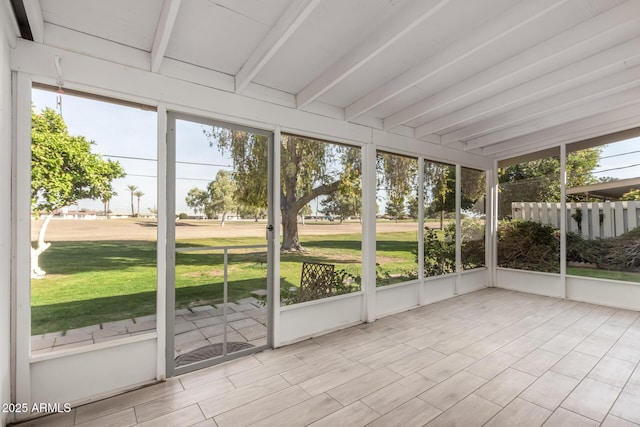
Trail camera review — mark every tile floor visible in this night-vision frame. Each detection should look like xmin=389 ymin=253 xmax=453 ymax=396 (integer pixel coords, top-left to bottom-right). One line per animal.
xmin=15 ymin=288 xmax=640 ymax=426
xmin=30 ymin=297 xmax=268 ymax=357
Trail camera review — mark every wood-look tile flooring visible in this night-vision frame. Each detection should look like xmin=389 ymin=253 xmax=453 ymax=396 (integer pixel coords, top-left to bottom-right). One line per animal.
xmin=16 ymin=288 xmax=640 ymax=426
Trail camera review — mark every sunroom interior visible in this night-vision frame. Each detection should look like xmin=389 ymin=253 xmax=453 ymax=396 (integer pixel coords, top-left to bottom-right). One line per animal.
xmin=2 ymin=0 xmax=640 ymax=426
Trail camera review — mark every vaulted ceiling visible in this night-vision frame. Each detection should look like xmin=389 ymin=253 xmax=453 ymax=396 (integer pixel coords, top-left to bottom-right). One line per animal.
xmin=8 ymin=0 xmax=640 ymax=160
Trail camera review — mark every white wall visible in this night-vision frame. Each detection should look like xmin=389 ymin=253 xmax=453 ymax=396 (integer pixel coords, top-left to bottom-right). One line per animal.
xmin=1 ymin=10 xmax=13 ymax=427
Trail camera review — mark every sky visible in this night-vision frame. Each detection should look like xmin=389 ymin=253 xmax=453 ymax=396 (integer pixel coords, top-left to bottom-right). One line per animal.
xmin=32 ymin=87 xmax=640 ymax=215
xmin=32 ymin=88 xmax=233 ymax=214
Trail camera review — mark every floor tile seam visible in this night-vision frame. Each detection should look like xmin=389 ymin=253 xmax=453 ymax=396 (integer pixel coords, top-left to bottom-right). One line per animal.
xmin=423 ymin=393 xmax=493 ymax=427
xmin=480 ymin=393 xmax=552 ymax=427
xmin=556 ymin=376 xmax=624 ymax=424
xmin=200 ymin=377 xmax=295 ymax=421
xmin=360 ymin=375 xmax=440 ymax=418
xmin=357 ymin=399 xmax=386 ymax=418
xmin=211 ymin=385 xmax=315 ymax=427
xmin=598 ymin=358 xmax=640 ymax=426
xmin=609 ymin=315 xmax=640 ymax=346
xmin=557 ymin=404 xmax=612 ymax=424
xmin=226 ymin=354 xmax=311 ymax=385
xmin=388 ymin=348 xmax=448 ymax=374
xmin=191 ymin=404 xmax=207 ymax=426
xmin=517 ymin=387 xmax=570 ymax=414
xmin=241 ymin=392 xmax=340 ymax=427
xmin=74 ymin=383 xmax=183 ymax=426
xmin=414 ymin=371 xmax=488 ymax=412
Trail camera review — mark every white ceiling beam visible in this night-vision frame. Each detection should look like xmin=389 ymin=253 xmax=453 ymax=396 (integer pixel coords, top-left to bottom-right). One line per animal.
xmin=2 ymin=0 xmax=18 ymax=47
xmin=343 ymin=0 xmax=571 ymax=122
xmin=150 ymin=0 xmax=182 ymax=73
xmin=295 ymin=0 xmax=452 ymax=110
xmin=443 ymin=65 xmax=640 ymax=144
xmin=22 ymin=0 xmax=43 ymax=43
xmin=462 ymin=87 xmax=640 ymax=151
xmin=388 ymin=1 xmax=640 ymax=133
xmin=484 ymin=105 xmax=640 ymax=158
xmin=416 ymin=33 xmax=640 ymax=140
xmin=235 ymin=0 xmax=321 ymax=94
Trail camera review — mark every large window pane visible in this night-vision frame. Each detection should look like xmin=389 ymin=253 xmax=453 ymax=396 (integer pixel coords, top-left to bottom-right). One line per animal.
xmin=566 ymin=137 xmax=640 ymax=283
xmin=174 ymin=120 xmax=269 ymax=363
xmin=376 ymin=152 xmax=419 ymax=285
xmin=461 ymin=167 xmax=486 ymax=270
xmin=30 ymin=88 xmax=157 ymax=354
xmin=423 ymin=160 xmax=456 ymax=276
xmin=497 ymin=150 xmax=560 ymax=273
xmin=279 ymin=134 xmax=362 ymax=304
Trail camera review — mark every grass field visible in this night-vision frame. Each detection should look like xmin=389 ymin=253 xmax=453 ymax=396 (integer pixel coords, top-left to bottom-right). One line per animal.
xmin=32 ymin=228 xmax=419 ymax=334
xmin=566 ymin=267 xmax=640 ymax=283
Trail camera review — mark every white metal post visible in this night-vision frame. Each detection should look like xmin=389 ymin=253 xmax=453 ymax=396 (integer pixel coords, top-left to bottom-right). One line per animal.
xmin=417 ymin=157 xmax=425 ymax=304
xmin=560 ymin=144 xmax=567 ymax=298
xmin=156 ymin=103 xmax=167 ymax=381
xmin=272 ymin=126 xmax=282 ymax=347
xmin=13 ymin=72 xmax=32 ymax=415
xmin=455 ymin=164 xmax=461 ymax=294
xmin=362 ymin=139 xmax=377 ymax=323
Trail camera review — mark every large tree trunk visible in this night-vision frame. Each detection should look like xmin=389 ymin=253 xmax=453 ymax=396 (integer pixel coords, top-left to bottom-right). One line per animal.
xmin=220 ymin=211 xmax=227 ymax=227
xmin=31 ymin=214 xmax=53 ymax=279
xmin=282 ymin=208 xmax=303 ymax=251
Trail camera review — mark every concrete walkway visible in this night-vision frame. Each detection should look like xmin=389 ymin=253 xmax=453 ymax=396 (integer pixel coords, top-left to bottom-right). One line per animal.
xmin=30 ymin=297 xmax=267 ymax=357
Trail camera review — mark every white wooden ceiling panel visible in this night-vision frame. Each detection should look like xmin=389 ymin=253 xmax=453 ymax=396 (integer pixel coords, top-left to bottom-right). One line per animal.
xmin=163 ymin=0 xmax=271 ymax=74
xmin=40 ymin=0 xmax=162 ymax=51
xmin=253 ymin=0 xmax=406 ymax=94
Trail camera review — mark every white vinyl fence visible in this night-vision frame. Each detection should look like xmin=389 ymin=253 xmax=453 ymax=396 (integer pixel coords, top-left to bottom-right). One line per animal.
xmin=512 ymin=201 xmax=640 ymax=240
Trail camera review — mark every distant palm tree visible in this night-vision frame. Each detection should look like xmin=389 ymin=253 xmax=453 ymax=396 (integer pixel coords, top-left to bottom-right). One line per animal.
xmin=133 ymin=190 xmax=145 ymax=216
xmin=127 ymin=184 xmax=138 ymax=217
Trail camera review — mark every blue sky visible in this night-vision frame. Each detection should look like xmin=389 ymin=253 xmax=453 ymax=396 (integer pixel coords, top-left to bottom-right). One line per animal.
xmin=32 ymin=88 xmax=232 ymax=214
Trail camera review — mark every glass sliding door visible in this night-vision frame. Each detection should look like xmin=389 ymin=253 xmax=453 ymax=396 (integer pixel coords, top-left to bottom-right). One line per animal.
xmin=167 ymin=113 xmax=273 ymax=375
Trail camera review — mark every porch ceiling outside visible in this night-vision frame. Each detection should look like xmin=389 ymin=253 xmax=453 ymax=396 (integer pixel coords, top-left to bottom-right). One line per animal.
xmin=7 ymin=0 xmax=640 ymax=159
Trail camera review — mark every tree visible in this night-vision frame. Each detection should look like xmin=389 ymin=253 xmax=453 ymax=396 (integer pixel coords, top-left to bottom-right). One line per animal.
xmin=207 ymin=170 xmax=236 ymax=226
xmin=424 ymin=163 xmax=454 ymax=229
xmin=184 ymin=170 xmax=237 ymax=226
xmin=31 ymin=107 xmax=125 ymax=278
xmin=185 ymin=187 xmax=208 ymax=216
xmin=133 ymin=190 xmax=145 ymax=216
xmin=622 ymin=189 xmax=640 ymax=200
xmin=498 ymin=148 xmax=601 ymax=218
xmin=206 ymin=128 xmax=360 ymax=250
xmin=321 ymin=191 xmax=361 ymax=223
xmin=377 ymin=153 xmax=417 ymax=223
xmin=127 ymin=184 xmax=138 ymax=217
xmin=101 ymin=189 xmax=116 ymax=216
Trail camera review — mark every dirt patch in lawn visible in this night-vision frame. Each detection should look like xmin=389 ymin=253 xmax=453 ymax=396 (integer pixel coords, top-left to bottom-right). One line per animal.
xmin=33 ymin=218 xmax=430 ymax=242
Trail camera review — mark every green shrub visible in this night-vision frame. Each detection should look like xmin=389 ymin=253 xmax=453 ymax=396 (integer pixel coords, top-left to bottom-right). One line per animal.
xmin=419 ymin=219 xmax=485 ymax=276
xmin=178 ymin=212 xmax=189 ymax=220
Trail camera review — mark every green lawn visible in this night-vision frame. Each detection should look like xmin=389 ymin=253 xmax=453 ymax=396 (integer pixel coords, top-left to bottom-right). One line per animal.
xmin=567 ymin=267 xmax=640 ymax=283
xmin=32 ymin=231 xmax=418 ymax=334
